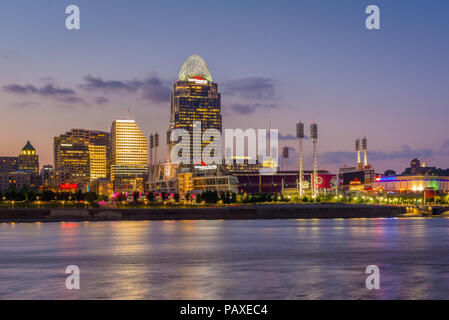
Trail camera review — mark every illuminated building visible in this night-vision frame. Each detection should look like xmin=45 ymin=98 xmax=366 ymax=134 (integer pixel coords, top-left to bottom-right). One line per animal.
xmin=149 ymin=165 xmax=238 ymax=195
xmin=111 ymin=119 xmax=148 ymax=193
xmin=236 ymin=170 xmax=336 ymax=195
xmin=18 ymin=141 xmax=39 ymax=174
xmin=372 ymin=175 xmax=449 ymax=194
xmin=373 ymin=159 xmax=449 ymax=194
xmin=54 ymin=129 xmax=110 ymax=186
xmin=0 ymin=157 xmax=18 ymax=173
xmin=0 ymin=142 xmax=41 ymax=191
xmin=224 ymin=156 xmax=262 ymax=173
xmin=83 ymin=179 xmax=113 ymax=198
xmin=192 ymin=165 xmax=238 ymax=193
xmin=178 ymin=172 xmax=194 ymax=194
xmin=339 ymin=166 xmax=376 ymax=191
xmin=88 ymin=145 xmax=108 ymax=181
xmin=168 ymin=55 xmax=222 ymax=164
xmin=56 ymin=143 xmax=90 ymax=185
xmin=338 ymin=137 xmax=376 ymax=192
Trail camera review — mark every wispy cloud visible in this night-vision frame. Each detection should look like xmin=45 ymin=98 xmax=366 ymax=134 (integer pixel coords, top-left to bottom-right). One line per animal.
xmin=11 ymin=101 xmax=41 ymax=108
xmin=3 ymin=84 xmax=76 ymax=96
xmin=3 ymin=83 xmax=87 ymax=106
xmin=94 ymin=97 xmax=109 ymax=105
xmin=440 ymin=139 xmax=449 ymax=156
xmin=229 ymin=103 xmax=277 ymax=115
xmin=222 ymin=77 xmax=276 ymax=100
xmin=279 ymin=133 xmax=310 ymax=140
xmin=319 ymin=145 xmax=434 ymax=164
xmin=80 ymin=76 xmax=140 ymax=92
xmin=80 ymin=75 xmax=171 ymax=103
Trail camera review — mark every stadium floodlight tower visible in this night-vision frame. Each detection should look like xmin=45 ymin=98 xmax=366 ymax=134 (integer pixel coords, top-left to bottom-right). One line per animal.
xmin=154 ymin=132 xmax=160 ymax=165
xmin=355 ymin=138 xmax=362 ymax=169
xmin=149 ymin=133 xmax=155 ymax=165
xmin=310 ymin=123 xmax=318 ymax=198
xmin=282 ymin=146 xmax=289 ymax=171
xmin=362 ymin=137 xmax=368 ymax=167
xmin=296 ymin=122 xmax=305 ymax=197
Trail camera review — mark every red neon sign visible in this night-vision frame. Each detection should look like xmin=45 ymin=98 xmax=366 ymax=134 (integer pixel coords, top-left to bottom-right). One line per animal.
xmin=60 ymin=184 xmax=78 ymax=189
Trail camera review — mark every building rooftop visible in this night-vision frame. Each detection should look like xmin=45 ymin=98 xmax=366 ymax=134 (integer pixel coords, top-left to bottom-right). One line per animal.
xmin=178 ymin=55 xmax=212 ymax=83
xmin=22 ymin=141 xmax=35 ymax=151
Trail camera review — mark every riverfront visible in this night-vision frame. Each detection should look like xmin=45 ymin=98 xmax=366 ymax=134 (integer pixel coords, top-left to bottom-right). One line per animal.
xmin=0 ymin=204 xmax=410 ymax=222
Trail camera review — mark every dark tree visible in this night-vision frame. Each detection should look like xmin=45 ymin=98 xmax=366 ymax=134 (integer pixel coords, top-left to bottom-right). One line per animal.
xmin=146 ymin=192 xmax=155 ymax=202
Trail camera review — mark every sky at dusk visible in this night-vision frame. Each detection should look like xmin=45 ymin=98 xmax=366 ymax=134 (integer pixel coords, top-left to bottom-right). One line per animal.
xmin=0 ymin=0 xmax=448 ymax=174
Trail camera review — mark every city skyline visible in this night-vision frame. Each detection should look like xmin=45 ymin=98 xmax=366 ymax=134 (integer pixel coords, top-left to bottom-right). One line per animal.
xmin=1 ymin=0 xmax=449 ymax=173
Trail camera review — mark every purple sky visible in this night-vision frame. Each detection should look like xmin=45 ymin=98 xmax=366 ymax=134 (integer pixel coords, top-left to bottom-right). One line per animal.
xmin=0 ymin=0 xmax=448 ymax=174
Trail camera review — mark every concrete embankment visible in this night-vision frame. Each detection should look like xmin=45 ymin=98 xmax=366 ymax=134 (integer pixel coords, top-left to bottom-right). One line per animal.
xmin=0 ymin=204 xmax=405 ymax=222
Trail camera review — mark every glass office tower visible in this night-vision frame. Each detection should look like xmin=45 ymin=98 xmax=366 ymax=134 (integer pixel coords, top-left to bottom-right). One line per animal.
xmin=111 ymin=119 xmax=148 ymax=192
xmin=169 ymin=55 xmax=222 ymax=164
xmin=54 ymin=129 xmax=110 ymax=185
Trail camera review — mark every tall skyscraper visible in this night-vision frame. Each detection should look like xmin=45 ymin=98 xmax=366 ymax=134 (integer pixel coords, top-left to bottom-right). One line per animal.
xmin=18 ymin=141 xmax=39 ymax=174
xmin=169 ymin=55 xmax=222 ymax=164
xmin=54 ymin=129 xmax=110 ymax=186
xmin=111 ymin=119 xmax=148 ymax=192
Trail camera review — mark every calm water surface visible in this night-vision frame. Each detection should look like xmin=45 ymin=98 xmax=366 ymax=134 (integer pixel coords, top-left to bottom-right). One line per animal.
xmin=1 ymin=217 xmax=449 ymax=299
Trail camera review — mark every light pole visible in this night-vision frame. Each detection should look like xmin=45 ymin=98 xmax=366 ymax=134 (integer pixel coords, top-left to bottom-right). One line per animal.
xmin=311 ymin=123 xmax=318 ymax=199
xmin=296 ymin=122 xmax=304 ymax=198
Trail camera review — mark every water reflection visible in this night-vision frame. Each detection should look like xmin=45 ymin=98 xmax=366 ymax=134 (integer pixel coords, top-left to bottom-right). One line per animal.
xmin=0 ymin=218 xmax=448 ymax=299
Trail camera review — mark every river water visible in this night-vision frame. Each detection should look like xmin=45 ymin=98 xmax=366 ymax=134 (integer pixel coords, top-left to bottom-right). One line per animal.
xmin=0 ymin=217 xmax=448 ymax=300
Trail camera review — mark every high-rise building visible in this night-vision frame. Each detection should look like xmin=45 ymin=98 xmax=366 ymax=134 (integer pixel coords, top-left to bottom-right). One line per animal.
xmin=40 ymin=165 xmax=54 ymax=187
xmin=54 ymin=129 xmax=110 ymax=186
xmin=410 ymin=158 xmax=421 ymax=175
xmin=18 ymin=141 xmax=39 ymax=174
xmin=111 ymin=119 xmax=148 ymax=192
xmin=88 ymin=145 xmax=108 ymax=181
xmin=58 ymin=143 xmax=90 ymax=185
xmin=169 ymin=55 xmax=222 ymax=164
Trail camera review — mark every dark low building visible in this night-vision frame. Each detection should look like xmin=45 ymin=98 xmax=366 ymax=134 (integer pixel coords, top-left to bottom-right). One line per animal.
xmin=0 ymin=172 xmax=41 ymax=191
xmin=384 ymin=170 xmax=396 ymax=177
xmin=402 ymin=158 xmax=447 ymax=176
xmin=0 ymin=157 xmax=18 ymax=173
